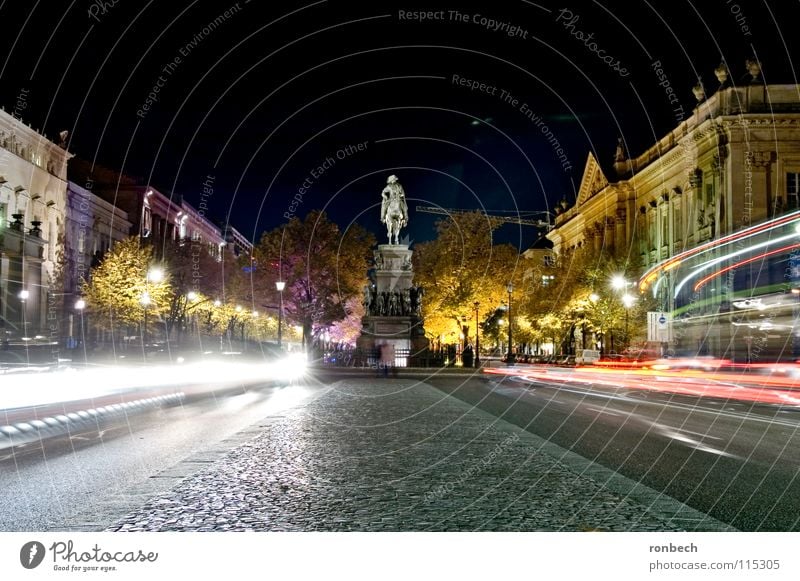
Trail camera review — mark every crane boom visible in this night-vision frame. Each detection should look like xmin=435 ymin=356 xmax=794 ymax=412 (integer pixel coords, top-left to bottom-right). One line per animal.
xmin=415 ymin=206 xmax=552 ymax=228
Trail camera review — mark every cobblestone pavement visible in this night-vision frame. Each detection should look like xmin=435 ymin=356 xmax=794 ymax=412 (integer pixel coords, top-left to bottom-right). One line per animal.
xmin=107 ymin=378 xmax=721 ymax=531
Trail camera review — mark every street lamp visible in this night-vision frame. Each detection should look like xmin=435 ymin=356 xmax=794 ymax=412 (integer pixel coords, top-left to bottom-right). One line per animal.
xmin=18 ymin=289 xmax=29 ymax=364
xmin=473 ymin=301 xmax=481 ymax=368
xmin=611 ymin=275 xmax=627 ymax=290
xmin=147 ymin=267 xmax=164 ymax=283
xmin=588 ymin=292 xmax=603 ymax=354
xmin=622 ymin=293 xmax=636 ymax=349
xmin=506 ymin=282 xmax=515 ymax=365
xmin=141 ymin=266 xmax=163 ymax=348
xmin=610 ymin=276 xmax=632 ymax=353
xmin=140 ymin=291 xmax=151 ymax=351
xmin=276 ymin=281 xmax=286 ymax=349
xmin=75 ymin=299 xmax=87 ymax=364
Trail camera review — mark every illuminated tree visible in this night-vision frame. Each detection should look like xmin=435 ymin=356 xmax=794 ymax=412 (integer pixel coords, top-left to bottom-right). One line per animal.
xmin=252 ymin=211 xmax=374 ymax=347
xmin=414 ymin=212 xmax=522 ymax=344
xmin=328 ymin=296 xmax=365 ymax=347
xmin=162 ymin=241 xmax=231 ymax=341
xmin=81 ymin=237 xmax=171 ymax=329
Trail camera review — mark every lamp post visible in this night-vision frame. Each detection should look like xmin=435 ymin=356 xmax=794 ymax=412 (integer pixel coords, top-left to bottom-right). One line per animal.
xmin=473 ymin=301 xmax=481 ymax=368
xmin=588 ymin=293 xmax=601 ymax=354
xmin=142 ymin=267 xmax=163 ymax=350
xmin=611 ymin=275 xmax=637 ymax=352
xmin=506 ymin=283 xmax=515 ymax=366
xmin=75 ymin=299 xmax=86 ymax=365
xmin=18 ymin=288 xmax=29 ymax=331
xmin=140 ymin=291 xmax=151 ymax=353
xmin=622 ymin=293 xmax=636 ymax=349
xmin=18 ymin=289 xmax=29 ymax=365
xmin=276 ymin=281 xmax=286 ymax=349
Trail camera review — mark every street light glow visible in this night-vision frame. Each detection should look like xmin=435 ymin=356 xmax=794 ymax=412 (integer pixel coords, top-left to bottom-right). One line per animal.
xmin=611 ymin=275 xmax=627 ymax=290
xmin=622 ymin=293 xmax=636 ymax=308
xmin=140 ymin=291 xmax=151 ymax=306
xmin=589 ymin=293 xmax=600 ymax=302
xmin=147 ymin=267 xmax=164 ymax=283
xmin=276 ymin=281 xmax=286 ymax=292
xmin=75 ymin=299 xmax=86 ymax=310
xmin=18 ymin=289 xmax=29 ymax=300
xmin=187 ymin=291 xmax=198 ymax=301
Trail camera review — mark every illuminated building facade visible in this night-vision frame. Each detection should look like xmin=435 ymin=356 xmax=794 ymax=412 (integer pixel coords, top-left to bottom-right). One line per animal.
xmin=548 ymin=74 xmax=800 ymax=359
xmin=0 ymin=108 xmax=71 ymax=340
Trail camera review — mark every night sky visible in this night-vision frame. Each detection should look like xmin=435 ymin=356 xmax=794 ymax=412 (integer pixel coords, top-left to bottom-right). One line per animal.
xmin=1 ymin=0 xmax=798 ymax=249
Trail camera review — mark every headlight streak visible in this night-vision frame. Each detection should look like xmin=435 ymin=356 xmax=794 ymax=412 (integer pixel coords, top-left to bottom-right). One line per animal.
xmin=691 ymin=243 xmax=800 ymax=293
xmin=639 ymin=211 xmax=800 ymax=293
xmin=0 ymin=357 xmax=307 ymax=433
xmin=673 ymin=231 xmax=800 ymax=299
xmin=484 ymin=363 xmax=800 ymax=407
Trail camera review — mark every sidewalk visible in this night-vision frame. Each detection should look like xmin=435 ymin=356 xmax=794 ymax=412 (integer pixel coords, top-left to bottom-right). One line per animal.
xmin=107 ymin=377 xmax=731 ymax=531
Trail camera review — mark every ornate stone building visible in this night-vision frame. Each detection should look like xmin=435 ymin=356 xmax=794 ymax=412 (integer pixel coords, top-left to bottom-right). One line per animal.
xmin=64 ymin=180 xmax=132 ymax=299
xmin=68 ymin=159 xmax=226 ymax=259
xmin=0 ymin=109 xmax=71 ymax=340
xmin=547 ymin=74 xmax=800 ymax=358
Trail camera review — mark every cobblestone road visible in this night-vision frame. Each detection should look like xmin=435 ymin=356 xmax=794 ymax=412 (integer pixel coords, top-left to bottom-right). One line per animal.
xmin=108 ymin=378 xmax=722 ymax=531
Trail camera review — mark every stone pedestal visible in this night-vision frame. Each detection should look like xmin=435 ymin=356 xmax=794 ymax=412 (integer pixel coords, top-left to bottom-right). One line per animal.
xmin=357 ymin=244 xmax=428 ymax=365
xmin=373 ymin=244 xmax=413 ymax=292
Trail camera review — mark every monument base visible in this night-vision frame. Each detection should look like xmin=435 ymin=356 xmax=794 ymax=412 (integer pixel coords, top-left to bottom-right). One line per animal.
xmin=357 ymin=315 xmax=429 ymax=367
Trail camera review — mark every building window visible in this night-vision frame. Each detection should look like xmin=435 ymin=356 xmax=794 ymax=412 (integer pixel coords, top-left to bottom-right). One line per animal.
xmin=787 ymin=173 xmax=800 ymax=211
xmin=673 ymin=205 xmax=681 ymax=242
xmin=704 ymin=183 xmax=714 ymax=207
xmin=141 ymin=206 xmax=152 ymax=237
xmin=543 ymin=254 xmax=555 ymax=267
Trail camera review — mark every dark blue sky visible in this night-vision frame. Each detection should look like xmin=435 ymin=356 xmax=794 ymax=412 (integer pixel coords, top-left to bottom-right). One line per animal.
xmin=2 ymin=0 xmax=798 ymax=250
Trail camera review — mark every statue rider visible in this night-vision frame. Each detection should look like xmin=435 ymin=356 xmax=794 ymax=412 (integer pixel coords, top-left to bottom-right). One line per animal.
xmin=380 ymin=175 xmax=409 ymax=245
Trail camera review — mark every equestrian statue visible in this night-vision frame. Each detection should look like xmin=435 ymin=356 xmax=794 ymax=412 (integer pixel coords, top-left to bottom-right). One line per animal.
xmin=380 ymin=174 xmax=409 ymax=245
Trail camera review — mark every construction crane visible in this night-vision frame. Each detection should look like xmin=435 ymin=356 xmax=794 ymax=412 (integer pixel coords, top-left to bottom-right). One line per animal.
xmin=415 ymin=206 xmax=554 ymax=229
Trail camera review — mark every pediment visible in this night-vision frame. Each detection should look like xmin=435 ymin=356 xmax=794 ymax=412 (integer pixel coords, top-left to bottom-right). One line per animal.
xmin=576 ymin=153 xmax=609 ymax=207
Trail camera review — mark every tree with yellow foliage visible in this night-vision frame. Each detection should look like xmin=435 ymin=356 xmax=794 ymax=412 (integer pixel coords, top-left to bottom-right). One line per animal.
xmin=81 ymin=237 xmax=171 ymax=332
xmin=413 ymin=212 xmax=523 ymax=346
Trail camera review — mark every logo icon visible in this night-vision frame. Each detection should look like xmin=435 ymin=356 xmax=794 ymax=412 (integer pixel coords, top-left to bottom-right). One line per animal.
xmin=20 ymin=541 xmax=45 ymax=569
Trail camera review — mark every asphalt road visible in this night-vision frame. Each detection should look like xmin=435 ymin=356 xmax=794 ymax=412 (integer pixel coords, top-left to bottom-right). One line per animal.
xmin=0 ymin=382 xmax=316 ymax=531
xmin=427 ymin=368 xmax=800 ymax=531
